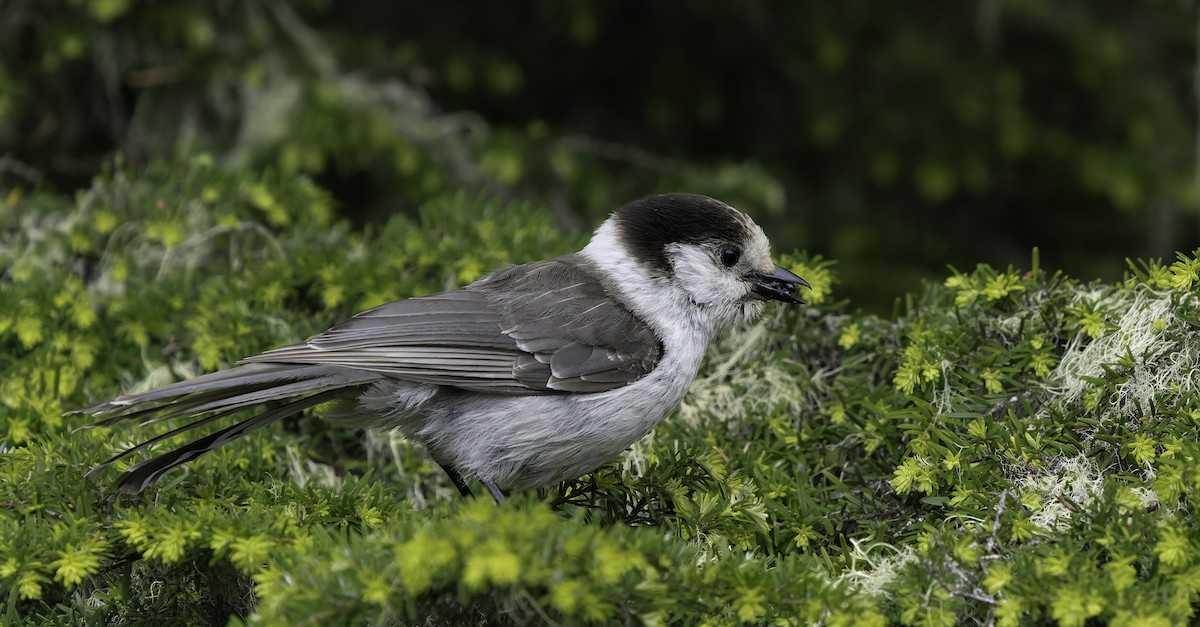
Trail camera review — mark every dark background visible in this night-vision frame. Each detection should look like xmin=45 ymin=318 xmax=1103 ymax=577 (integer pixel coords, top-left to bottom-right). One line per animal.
xmin=2 ymin=0 xmax=1196 ymax=310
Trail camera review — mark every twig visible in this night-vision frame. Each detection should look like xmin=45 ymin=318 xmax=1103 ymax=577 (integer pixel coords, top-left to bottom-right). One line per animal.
xmin=983 ymin=390 xmax=1034 ymax=419
xmin=0 ymin=154 xmax=41 ymax=183
xmin=561 ymin=136 xmax=677 ymax=173
xmin=986 ymin=490 xmax=1011 ymax=554
xmin=930 ymin=537 xmax=998 ymax=605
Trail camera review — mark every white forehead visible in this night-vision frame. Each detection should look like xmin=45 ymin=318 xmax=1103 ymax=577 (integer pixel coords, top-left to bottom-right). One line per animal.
xmin=741 ymin=215 xmax=773 ymax=271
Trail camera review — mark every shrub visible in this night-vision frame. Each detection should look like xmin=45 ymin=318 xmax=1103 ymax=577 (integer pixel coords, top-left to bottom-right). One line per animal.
xmin=3 ymin=159 xmax=1200 ymax=624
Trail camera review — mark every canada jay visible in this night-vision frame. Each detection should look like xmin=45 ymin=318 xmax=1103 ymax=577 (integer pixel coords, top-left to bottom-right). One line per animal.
xmin=76 ymin=193 xmax=808 ymax=501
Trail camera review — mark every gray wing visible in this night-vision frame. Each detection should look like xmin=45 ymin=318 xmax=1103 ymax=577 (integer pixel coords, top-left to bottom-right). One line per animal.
xmin=242 ymin=255 xmax=662 ymax=394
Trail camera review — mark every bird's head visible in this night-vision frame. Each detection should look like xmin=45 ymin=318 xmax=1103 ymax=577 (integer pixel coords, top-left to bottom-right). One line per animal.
xmin=584 ymin=193 xmax=808 ymax=337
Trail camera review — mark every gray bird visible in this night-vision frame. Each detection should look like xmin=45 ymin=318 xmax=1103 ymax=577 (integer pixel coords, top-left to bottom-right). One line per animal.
xmin=75 ymin=193 xmax=808 ymax=501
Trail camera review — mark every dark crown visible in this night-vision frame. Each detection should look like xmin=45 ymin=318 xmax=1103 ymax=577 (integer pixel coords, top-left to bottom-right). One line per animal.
xmin=612 ymin=193 xmax=751 ymax=275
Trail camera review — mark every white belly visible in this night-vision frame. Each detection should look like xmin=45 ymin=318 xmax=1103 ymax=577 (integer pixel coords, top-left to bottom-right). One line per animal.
xmin=356 ymin=332 xmax=708 ymax=489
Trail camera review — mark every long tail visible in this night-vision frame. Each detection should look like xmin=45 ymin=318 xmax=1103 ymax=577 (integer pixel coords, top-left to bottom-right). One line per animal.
xmin=71 ymin=363 xmax=382 ymax=493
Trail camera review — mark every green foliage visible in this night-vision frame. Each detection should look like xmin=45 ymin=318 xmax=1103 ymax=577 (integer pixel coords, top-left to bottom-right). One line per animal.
xmin=1 ymin=0 xmax=794 ymax=236
xmin=5 ymin=160 xmax=1200 ymax=624
xmin=249 ymin=497 xmax=875 ymax=626
xmin=5 ymin=2 xmax=1199 ymax=623
xmin=7 ymin=1 xmax=1191 ymax=312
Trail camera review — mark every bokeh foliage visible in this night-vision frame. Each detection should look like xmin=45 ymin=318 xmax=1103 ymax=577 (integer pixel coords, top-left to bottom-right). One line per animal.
xmin=3 ymin=0 xmax=1195 ymax=308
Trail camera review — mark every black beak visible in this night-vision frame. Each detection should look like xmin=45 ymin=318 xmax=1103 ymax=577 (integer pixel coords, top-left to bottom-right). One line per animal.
xmin=746 ymin=264 xmax=810 ymax=304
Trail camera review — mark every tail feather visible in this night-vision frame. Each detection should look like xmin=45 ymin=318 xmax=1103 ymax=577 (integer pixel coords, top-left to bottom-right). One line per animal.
xmin=82 ymin=381 xmax=283 ymax=429
xmin=116 ymin=389 xmax=345 ymax=493
xmin=72 ymin=363 xmax=383 ymax=492
xmin=124 ymin=369 xmax=376 ymax=430
xmin=87 ymin=405 xmax=249 ymax=476
xmin=73 ymin=364 xmax=354 ymax=420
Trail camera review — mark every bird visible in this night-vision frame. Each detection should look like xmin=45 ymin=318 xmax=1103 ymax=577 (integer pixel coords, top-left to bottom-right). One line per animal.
xmin=74 ymin=193 xmax=809 ymax=502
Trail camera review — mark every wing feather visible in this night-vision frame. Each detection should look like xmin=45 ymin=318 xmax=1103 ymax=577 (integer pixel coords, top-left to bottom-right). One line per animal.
xmin=241 ymin=255 xmax=661 ymax=394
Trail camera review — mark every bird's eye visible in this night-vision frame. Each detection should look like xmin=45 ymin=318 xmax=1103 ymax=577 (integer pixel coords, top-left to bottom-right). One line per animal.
xmin=720 ymin=247 xmax=741 ymax=268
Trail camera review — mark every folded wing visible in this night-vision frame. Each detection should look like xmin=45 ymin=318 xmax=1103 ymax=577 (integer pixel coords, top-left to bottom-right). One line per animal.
xmin=242 ymin=255 xmax=662 ymax=394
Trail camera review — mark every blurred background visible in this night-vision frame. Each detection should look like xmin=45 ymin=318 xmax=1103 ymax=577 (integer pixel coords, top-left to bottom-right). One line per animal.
xmin=1 ymin=0 xmax=1196 ymax=311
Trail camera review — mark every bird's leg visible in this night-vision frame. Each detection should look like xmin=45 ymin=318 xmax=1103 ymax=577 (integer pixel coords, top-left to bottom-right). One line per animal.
xmin=482 ymin=479 xmax=508 ymax=503
xmin=437 ymin=462 xmax=474 ymax=498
